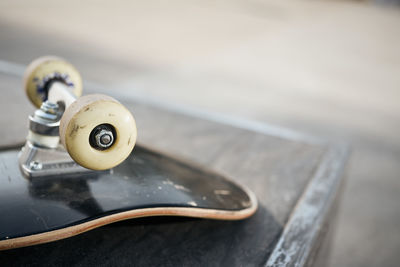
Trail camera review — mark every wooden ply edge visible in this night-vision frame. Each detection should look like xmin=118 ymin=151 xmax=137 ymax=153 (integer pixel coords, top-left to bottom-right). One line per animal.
xmin=0 ymin=185 xmax=257 ymax=251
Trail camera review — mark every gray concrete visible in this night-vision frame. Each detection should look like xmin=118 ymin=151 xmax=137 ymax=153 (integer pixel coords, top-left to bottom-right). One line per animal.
xmin=0 ymin=0 xmax=399 ymax=266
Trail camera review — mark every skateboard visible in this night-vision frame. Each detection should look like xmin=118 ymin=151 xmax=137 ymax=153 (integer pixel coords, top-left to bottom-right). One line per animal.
xmin=0 ymin=57 xmax=257 ymax=250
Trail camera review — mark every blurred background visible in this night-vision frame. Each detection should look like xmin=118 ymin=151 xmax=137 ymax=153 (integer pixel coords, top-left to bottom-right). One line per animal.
xmin=0 ymin=0 xmax=399 ymax=266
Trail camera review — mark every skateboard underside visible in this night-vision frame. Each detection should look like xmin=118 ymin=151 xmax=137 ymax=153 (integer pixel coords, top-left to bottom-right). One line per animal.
xmin=0 ymin=145 xmax=256 ymax=250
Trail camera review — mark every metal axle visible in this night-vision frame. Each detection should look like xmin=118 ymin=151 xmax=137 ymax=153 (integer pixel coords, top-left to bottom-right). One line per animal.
xmin=28 ymin=81 xmax=115 ymax=150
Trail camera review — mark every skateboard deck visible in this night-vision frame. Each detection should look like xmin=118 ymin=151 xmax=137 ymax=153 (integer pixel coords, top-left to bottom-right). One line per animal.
xmin=0 ymin=145 xmax=257 ymax=250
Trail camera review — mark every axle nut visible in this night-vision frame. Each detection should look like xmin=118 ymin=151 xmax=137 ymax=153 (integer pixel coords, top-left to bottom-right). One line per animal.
xmin=95 ymin=129 xmax=114 ymax=149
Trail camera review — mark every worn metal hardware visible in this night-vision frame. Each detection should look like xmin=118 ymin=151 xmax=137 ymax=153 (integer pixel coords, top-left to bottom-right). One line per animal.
xmin=19 ymin=81 xmax=93 ymax=178
xmin=18 ymin=141 xmax=91 ymax=178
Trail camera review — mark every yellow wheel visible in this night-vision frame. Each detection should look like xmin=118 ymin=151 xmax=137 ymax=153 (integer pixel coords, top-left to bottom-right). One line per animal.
xmin=23 ymin=56 xmax=83 ymax=108
xmin=59 ymin=94 xmax=137 ymax=170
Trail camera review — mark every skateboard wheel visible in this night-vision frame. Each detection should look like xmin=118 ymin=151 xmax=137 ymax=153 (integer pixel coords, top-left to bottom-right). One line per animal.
xmin=59 ymin=94 xmax=137 ymax=170
xmin=24 ymin=56 xmax=83 ymax=108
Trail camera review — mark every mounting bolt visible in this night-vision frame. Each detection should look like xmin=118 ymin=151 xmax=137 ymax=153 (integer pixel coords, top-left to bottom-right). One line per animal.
xmin=29 ymin=161 xmax=42 ymax=170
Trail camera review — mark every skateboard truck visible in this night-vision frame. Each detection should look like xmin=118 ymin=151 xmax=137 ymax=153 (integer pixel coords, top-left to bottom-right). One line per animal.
xmin=19 ymin=57 xmax=137 ymax=178
xmin=1 ymin=56 xmax=258 ymax=251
